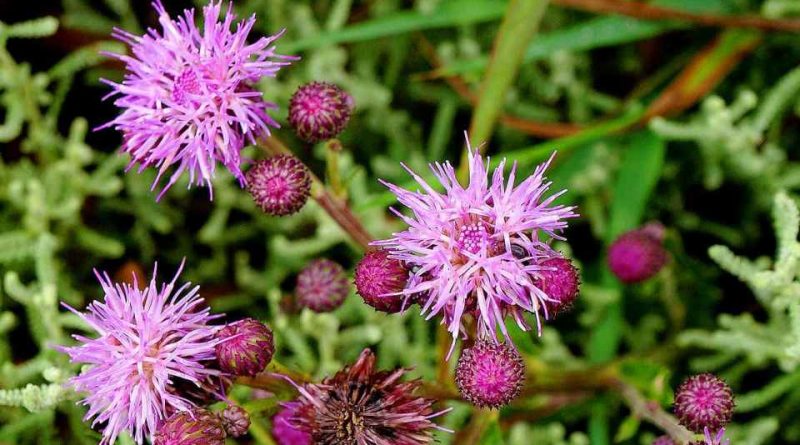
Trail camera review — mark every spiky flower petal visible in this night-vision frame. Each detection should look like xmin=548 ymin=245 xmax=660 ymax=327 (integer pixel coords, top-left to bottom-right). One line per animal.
xmin=375 ymin=134 xmax=577 ymax=350
xmin=246 ymin=155 xmax=311 ymax=216
xmin=293 ymin=349 xmax=448 ymax=444
xmin=99 ymin=1 xmax=296 ymax=199
xmin=455 ymin=340 xmax=525 ymax=408
xmin=535 ymin=256 xmax=580 ymax=316
xmin=220 ymin=405 xmax=250 ymax=438
xmin=215 ymin=318 xmax=274 ymax=377
xmin=355 ymin=249 xmax=409 ymax=313
xmin=608 ymin=222 xmax=668 ymax=283
xmin=154 ymin=409 xmax=226 ymax=445
xmin=295 ymin=259 xmax=349 ymax=312
xmin=58 ymin=261 xmax=220 ymax=445
xmin=289 ymin=81 xmax=354 ymax=142
xmin=691 ymin=427 xmax=730 ymax=445
xmin=272 ymin=402 xmax=312 ymax=445
xmin=674 ymin=373 xmax=734 ymax=433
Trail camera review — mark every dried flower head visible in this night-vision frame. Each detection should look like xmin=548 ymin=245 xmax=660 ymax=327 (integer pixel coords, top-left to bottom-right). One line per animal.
xmin=296 ymin=259 xmax=349 ymax=312
xmin=674 ymin=373 xmax=734 ymax=433
xmin=272 ymin=401 xmax=313 ymax=445
xmin=535 ymin=256 xmax=580 ymax=316
xmin=215 ymin=318 xmax=274 ymax=377
xmin=292 ymin=349 xmax=448 ymax=445
xmin=58 ymin=261 xmax=220 ymax=444
xmin=374 ymin=134 xmax=577 ymax=352
xmin=653 ymin=435 xmax=675 ymax=445
xmin=246 ymin=155 xmax=311 ymax=216
xmin=608 ymin=222 xmax=668 ymax=283
xmin=455 ymin=340 xmax=525 ymax=408
xmin=99 ymin=1 xmax=296 ymax=200
xmin=220 ymin=405 xmax=250 ymax=438
xmin=153 ymin=409 xmax=226 ymax=445
xmin=355 ymin=249 xmax=409 ymax=313
xmin=289 ymin=81 xmax=354 ymax=142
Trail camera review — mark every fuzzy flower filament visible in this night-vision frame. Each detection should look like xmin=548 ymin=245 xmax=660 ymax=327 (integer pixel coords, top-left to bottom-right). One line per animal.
xmin=58 ymin=261 xmax=220 ymax=445
xmin=374 ymin=134 xmax=578 ymax=350
xmin=100 ymin=1 xmax=296 ymax=199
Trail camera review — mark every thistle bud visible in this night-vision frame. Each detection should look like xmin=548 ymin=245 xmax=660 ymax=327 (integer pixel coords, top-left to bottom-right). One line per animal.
xmin=220 ymin=405 xmax=250 ymax=438
xmin=354 ymin=250 xmax=408 ymax=313
xmin=608 ymin=222 xmax=668 ymax=283
xmin=288 ymin=81 xmax=354 ymax=143
xmin=246 ymin=155 xmax=311 ymax=216
xmin=535 ymin=256 xmax=580 ymax=317
xmin=674 ymin=373 xmax=734 ymax=433
xmin=215 ymin=318 xmax=274 ymax=377
xmin=296 ymin=259 xmax=349 ymax=312
xmin=455 ymin=340 xmax=525 ymax=408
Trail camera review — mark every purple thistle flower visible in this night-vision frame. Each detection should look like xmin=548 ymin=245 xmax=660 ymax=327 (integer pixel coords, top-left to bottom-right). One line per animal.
xmin=455 ymin=339 xmax=525 ymax=408
xmin=220 ymin=404 xmax=250 ymax=438
xmin=246 ymin=155 xmax=311 ymax=216
xmin=214 ymin=318 xmax=274 ymax=377
xmin=58 ymin=261 xmax=221 ymax=445
xmin=154 ymin=409 xmax=226 ymax=445
xmin=374 ymin=134 xmax=577 ymax=352
xmin=271 ymin=401 xmax=313 ymax=445
xmin=355 ymin=249 xmax=409 ymax=313
xmin=674 ymin=373 xmax=735 ymax=433
xmin=295 ymin=259 xmax=349 ymax=312
xmin=291 ymin=349 xmax=450 ymax=445
xmin=99 ymin=1 xmax=296 ymax=200
xmin=608 ymin=222 xmax=668 ymax=283
xmin=288 ymin=81 xmax=354 ymax=143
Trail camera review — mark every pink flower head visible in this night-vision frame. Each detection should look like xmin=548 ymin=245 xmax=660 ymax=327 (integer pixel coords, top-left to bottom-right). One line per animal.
xmin=99 ymin=1 xmax=297 ymax=200
xmin=58 ymin=261 xmax=221 ymax=445
xmin=535 ymin=256 xmax=580 ymax=316
xmin=215 ymin=318 xmax=274 ymax=377
xmin=355 ymin=249 xmax=409 ymax=313
xmin=608 ymin=222 xmax=668 ymax=283
xmin=295 ymin=258 xmax=349 ymax=312
xmin=375 ymin=133 xmax=578 ymax=353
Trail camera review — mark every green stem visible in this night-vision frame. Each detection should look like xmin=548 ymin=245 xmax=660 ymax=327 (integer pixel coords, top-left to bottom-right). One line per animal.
xmin=459 ymin=0 xmax=550 ymax=180
xmin=325 ymin=139 xmax=346 ymax=198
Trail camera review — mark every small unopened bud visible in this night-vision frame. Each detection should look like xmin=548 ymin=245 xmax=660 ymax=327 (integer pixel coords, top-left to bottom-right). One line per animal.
xmin=354 ymin=250 xmax=408 ymax=313
xmin=215 ymin=318 xmax=274 ymax=377
xmin=220 ymin=405 xmax=250 ymax=438
xmin=295 ymin=259 xmax=349 ymax=312
xmin=455 ymin=340 xmax=525 ymax=409
xmin=289 ymin=81 xmax=354 ymax=143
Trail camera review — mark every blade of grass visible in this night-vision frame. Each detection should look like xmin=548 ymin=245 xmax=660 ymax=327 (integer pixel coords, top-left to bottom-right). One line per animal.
xmin=459 ymin=0 xmax=550 ymax=179
xmin=281 ymin=0 xmax=508 ymax=53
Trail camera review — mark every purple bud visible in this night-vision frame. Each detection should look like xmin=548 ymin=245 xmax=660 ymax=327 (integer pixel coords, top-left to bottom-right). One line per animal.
xmin=272 ymin=401 xmax=313 ymax=445
xmin=215 ymin=318 xmax=274 ymax=377
xmin=246 ymin=155 xmax=311 ymax=216
xmin=220 ymin=405 xmax=250 ymax=438
xmin=296 ymin=259 xmax=349 ymax=312
xmin=288 ymin=81 xmax=354 ymax=143
xmin=608 ymin=222 xmax=668 ymax=283
xmin=535 ymin=256 xmax=580 ymax=316
xmin=154 ymin=409 xmax=226 ymax=445
xmin=653 ymin=435 xmax=675 ymax=445
xmin=455 ymin=340 xmax=525 ymax=409
xmin=674 ymin=373 xmax=734 ymax=433
xmin=354 ymin=250 xmax=408 ymax=313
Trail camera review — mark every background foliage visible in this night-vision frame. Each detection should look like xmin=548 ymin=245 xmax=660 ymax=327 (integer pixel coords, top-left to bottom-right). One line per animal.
xmin=1 ymin=0 xmax=800 ymax=444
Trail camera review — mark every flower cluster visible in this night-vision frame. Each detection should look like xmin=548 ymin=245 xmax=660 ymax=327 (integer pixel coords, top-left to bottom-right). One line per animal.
xmin=372 ymin=135 xmax=578 ymax=351
xmin=100 ymin=1 xmax=296 ymax=199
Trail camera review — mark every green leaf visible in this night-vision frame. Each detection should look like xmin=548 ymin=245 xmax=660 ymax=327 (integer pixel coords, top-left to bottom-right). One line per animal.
xmin=614 ymin=415 xmax=641 ymax=443
xmin=282 ymin=0 xmax=507 ymax=53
